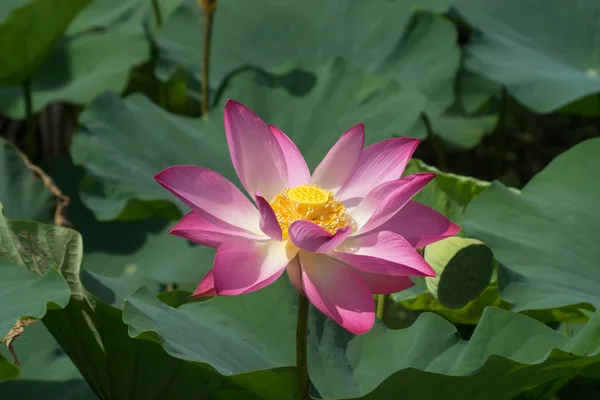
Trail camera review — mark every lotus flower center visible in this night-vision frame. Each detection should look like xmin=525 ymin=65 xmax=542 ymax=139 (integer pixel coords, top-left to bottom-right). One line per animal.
xmin=287 ymin=185 xmax=329 ymax=205
xmin=270 ymin=185 xmax=348 ymax=238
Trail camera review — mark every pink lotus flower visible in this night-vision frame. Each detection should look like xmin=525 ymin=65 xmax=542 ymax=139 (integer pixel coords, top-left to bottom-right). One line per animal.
xmin=155 ymin=101 xmax=459 ymax=335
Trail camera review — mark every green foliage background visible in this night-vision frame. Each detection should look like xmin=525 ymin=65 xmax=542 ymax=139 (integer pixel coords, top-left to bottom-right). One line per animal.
xmin=1 ymin=0 xmax=600 ymax=399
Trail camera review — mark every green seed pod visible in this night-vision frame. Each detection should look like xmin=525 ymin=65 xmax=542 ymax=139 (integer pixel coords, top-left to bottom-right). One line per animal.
xmin=425 ymin=237 xmax=494 ymax=309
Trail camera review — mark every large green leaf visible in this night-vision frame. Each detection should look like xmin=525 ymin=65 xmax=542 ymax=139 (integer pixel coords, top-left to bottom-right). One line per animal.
xmin=0 ymin=0 xmax=90 ymax=85
xmin=47 ymin=228 xmax=294 ymax=399
xmin=0 ymin=195 xmax=294 ymax=397
xmin=456 ymin=0 xmax=600 ymax=113
xmin=72 ymin=59 xmax=426 ymax=221
xmin=0 ymin=138 xmax=53 ymax=223
xmin=121 ymin=276 xmax=600 ymax=400
xmin=124 ymin=283 xmax=296 ymax=373
xmin=0 ymin=203 xmax=78 ymax=380
xmin=122 ymin=283 xmax=297 ymax=399
xmin=66 ymin=0 xmax=182 ymax=35
xmin=43 ymin=292 xmax=296 ymax=400
xmin=322 ymin=308 xmax=600 ymax=400
xmin=0 ymin=260 xmax=69 ymax=338
xmin=0 ymin=203 xmax=81 ymax=285
xmin=157 ymin=0 xmax=459 ymax=115
xmin=0 ymin=29 xmax=149 ymax=118
xmin=463 ymin=138 xmax=600 ymax=313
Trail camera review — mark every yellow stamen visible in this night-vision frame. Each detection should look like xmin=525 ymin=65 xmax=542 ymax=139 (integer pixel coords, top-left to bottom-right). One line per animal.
xmin=270 ymin=185 xmax=348 ymax=239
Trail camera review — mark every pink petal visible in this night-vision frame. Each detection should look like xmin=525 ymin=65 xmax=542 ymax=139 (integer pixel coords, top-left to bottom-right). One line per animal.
xmin=300 ymin=252 xmax=375 ymax=335
xmin=191 ymin=269 xmax=216 ymax=297
xmin=224 ymin=100 xmax=288 ymax=200
xmin=334 ymin=231 xmax=435 ymax=277
xmin=311 ymin=123 xmax=364 ymax=193
xmin=256 ymin=195 xmax=283 ymax=240
xmin=371 ymin=201 xmax=461 ymax=248
xmin=350 ymin=173 xmax=436 ymax=235
xmin=155 ymin=165 xmax=262 ymax=234
xmin=270 ymin=125 xmax=310 ymax=188
xmin=355 ymin=273 xmax=415 ymax=294
xmin=213 ymin=239 xmax=297 ymax=295
xmin=285 ymin=255 xmax=304 ymax=295
xmin=288 ymin=221 xmax=351 ymax=253
xmin=336 ymin=137 xmax=420 ymax=205
xmin=170 ymin=212 xmax=266 ymax=248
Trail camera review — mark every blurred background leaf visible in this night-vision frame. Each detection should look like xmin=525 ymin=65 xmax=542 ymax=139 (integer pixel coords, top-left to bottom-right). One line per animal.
xmin=156 ymin=0 xmax=459 ymax=117
xmin=66 ymin=0 xmax=182 ymax=34
xmin=0 ymin=138 xmax=53 ymax=222
xmin=72 ymin=60 xmax=427 ymax=221
xmin=0 ymin=0 xmax=90 ymax=85
xmin=457 ymin=0 xmax=600 ymax=113
xmin=0 ymin=30 xmax=150 ymax=118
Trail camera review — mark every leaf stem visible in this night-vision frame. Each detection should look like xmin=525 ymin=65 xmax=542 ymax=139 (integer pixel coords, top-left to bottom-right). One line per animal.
xmin=149 ymin=0 xmax=166 ymax=109
xmin=151 ymin=0 xmax=163 ymax=28
xmin=376 ymin=294 xmax=387 ymax=321
xmin=563 ymin=322 xmax=569 ymax=336
xmin=23 ymin=78 xmax=36 ymax=159
xmin=296 ymin=293 xmax=310 ymax=400
xmin=200 ymin=0 xmax=217 ymax=117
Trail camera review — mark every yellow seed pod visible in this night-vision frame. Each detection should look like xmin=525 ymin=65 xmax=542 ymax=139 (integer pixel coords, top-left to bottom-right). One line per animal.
xmin=287 ymin=185 xmax=329 ymax=206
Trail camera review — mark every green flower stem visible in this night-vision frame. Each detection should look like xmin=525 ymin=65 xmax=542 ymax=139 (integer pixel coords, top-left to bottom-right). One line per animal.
xmin=296 ymin=293 xmax=310 ymax=400
xmin=376 ymin=294 xmax=387 ymax=321
xmin=200 ymin=0 xmax=217 ymax=117
xmin=151 ymin=0 xmax=163 ymax=28
xmin=23 ymin=78 xmax=36 ymax=159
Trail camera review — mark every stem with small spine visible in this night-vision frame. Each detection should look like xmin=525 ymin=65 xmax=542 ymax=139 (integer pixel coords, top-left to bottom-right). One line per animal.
xmin=200 ymin=0 xmax=217 ymax=116
xmin=376 ymin=294 xmax=387 ymax=321
xmin=296 ymin=293 xmax=310 ymax=400
xmin=151 ymin=0 xmax=163 ymax=28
